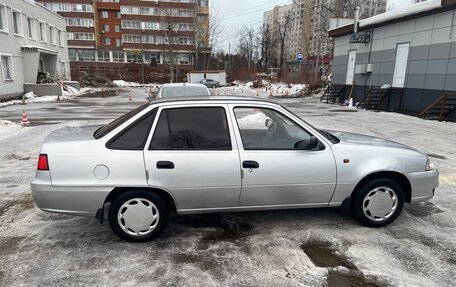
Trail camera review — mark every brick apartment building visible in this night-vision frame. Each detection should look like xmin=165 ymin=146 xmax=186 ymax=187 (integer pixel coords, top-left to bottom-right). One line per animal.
xmin=37 ymin=0 xmax=210 ymax=83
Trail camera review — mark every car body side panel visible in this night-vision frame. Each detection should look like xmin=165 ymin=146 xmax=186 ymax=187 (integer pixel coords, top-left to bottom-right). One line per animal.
xmin=328 ymin=142 xmax=437 ymax=205
xmin=46 ymin=142 xmax=148 ymax=188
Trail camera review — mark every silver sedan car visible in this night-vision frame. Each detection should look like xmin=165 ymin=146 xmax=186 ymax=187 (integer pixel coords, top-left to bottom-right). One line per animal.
xmin=31 ymin=97 xmax=439 ymax=242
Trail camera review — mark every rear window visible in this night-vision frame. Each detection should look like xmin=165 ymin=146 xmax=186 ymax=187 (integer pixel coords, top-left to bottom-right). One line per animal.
xmin=160 ymin=86 xmax=210 ymax=98
xmin=94 ymin=104 xmax=149 ymax=139
xmin=107 ymin=109 xmax=157 ymax=150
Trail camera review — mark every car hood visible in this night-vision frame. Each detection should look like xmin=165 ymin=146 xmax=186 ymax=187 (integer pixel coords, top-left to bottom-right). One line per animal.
xmin=327 ymin=130 xmax=417 ymax=151
xmin=45 ymin=125 xmax=102 ymax=143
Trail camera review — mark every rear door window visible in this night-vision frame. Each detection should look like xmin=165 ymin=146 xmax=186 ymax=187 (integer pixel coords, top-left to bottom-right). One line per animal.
xmin=107 ymin=109 xmax=157 ymax=150
xmin=150 ymin=107 xmax=231 ymax=150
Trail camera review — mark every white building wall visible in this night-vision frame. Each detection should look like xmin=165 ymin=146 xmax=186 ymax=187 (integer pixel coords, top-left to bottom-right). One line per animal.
xmin=0 ymin=0 xmax=69 ymax=99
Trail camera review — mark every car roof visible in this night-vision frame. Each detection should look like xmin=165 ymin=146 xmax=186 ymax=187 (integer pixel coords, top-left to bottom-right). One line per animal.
xmin=160 ymin=83 xmax=208 ymax=88
xmin=150 ymin=95 xmax=275 ymax=105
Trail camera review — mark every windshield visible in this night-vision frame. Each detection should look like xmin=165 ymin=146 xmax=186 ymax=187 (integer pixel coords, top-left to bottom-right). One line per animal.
xmin=280 ymin=105 xmax=339 ymax=144
xmin=94 ymin=103 xmax=149 ymax=139
xmin=161 ymin=86 xmax=210 ymax=98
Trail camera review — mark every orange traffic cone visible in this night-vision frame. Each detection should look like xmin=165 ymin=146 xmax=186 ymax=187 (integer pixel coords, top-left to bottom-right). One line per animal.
xmin=21 ymin=111 xmax=30 ymax=126
xmin=269 ymin=90 xmax=273 ymax=98
xmin=256 ymin=89 xmax=259 ymax=97
xmin=241 ymin=88 xmax=244 ymax=93
xmin=285 ymin=89 xmax=289 ymax=96
xmin=128 ymin=94 xmax=132 ymax=101
xmin=56 ymin=95 xmax=60 ymax=101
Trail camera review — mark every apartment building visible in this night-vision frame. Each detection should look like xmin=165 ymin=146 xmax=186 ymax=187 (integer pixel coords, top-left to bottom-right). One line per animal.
xmin=37 ymin=0 xmax=210 ymax=83
xmin=263 ymin=0 xmax=387 ymax=70
xmin=0 ymin=0 xmax=70 ymax=100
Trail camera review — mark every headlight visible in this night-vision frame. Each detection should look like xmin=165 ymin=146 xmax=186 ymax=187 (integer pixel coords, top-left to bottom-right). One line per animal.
xmin=425 ymin=158 xmax=435 ymax=171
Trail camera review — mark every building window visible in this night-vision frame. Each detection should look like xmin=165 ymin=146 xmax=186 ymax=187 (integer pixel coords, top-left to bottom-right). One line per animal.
xmin=102 ymin=37 xmax=111 ymax=45
xmin=115 ymin=38 xmax=122 ymax=47
xmin=100 ymin=11 xmax=109 ymax=18
xmin=127 ymin=53 xmax=143 ymax=63
xmin=67 ymin=32 xmax=95 ymax=41
xmin=43 ymin=3 xmax=93 ymax=12
xmin=77 ymin=50 xmax=96 ymax=62
xmin=12 ymin=10 xmax=22 ymax=36
xmin=49 ymin=26 xmax=55 ymax=44
xmin=0 ymin=4 xmax=8 ymax=33
xmin=27 ymin=17 xmax=35 ymax=39
xmin=65 ymin=18 xmax=93 ymax=27
xmin=199 ymin=0 xmax=208 ymax=7
xmin=1 ymin=55 xmax=14 ymax=82
xmin=98 ymin=50 xmax=110 ymax=62
xmin=121 ymin=20 xmax=140 ymax=29
xmin=69 ymin=49 xmax=78 ymax=61
xmin=102 ymin=24 xmax=109 ymax=32
xmin=197 ymin=15 xmax=206 ymax=23
xmin=58 ymin=30 xmax=64 ymax=46
xmin=116 ymin=11 xmax=121 ymax=18
xmin=112 ymin=51 xmax=125 ymax=62
xmin=115 ymin=25 xmax=120 ymax=32
xmin=39 ymin=22 xmax=46 ymax=42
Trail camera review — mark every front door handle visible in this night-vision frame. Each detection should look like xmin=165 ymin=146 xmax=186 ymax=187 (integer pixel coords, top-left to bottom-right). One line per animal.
xmin=242 ymin=161 xmax=259 ymax=169
xmin=156 ymin=161 xmax=175 ymax=169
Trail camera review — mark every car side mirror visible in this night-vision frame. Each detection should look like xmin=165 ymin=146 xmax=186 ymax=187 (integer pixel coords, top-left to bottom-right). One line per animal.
xmin=295 ymin=136 xmax=321 ymax=151
xmin=265 ymin=119 xmax=273 ymax=128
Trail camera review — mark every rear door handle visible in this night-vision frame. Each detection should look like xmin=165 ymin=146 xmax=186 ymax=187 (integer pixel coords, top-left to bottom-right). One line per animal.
xmin=156 ymin=161 xmax=175 ymax=169
xmin=242 ymin=161 xmax=259 ymax=169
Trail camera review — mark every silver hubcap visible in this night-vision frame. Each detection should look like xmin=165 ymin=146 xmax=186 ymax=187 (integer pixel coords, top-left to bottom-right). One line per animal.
xmin=118 ymin=198 xmax=159 ymax=236
xmin=362 ymin=186 xmax=398 ymax=222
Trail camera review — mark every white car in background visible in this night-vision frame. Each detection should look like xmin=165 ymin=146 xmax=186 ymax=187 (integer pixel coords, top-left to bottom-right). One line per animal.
xmin=155 ymin=83 xmax=211 ymax=100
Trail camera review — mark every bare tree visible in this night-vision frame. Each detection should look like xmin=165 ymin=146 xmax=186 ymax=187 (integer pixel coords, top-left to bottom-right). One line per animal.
xmin=237 ymin=25 xmax=259 ymax=74
xmin=259 ymin=24 xmax=277 ymax=72
xmin=206 ymin=7 xmax=224 ymax=69
xmin=277 ymin=11 xmax=292 ymax=69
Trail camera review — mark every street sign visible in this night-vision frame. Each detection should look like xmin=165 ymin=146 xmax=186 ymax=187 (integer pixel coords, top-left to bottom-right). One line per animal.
xmin=297 ymin=52 xmax=303 ymax=61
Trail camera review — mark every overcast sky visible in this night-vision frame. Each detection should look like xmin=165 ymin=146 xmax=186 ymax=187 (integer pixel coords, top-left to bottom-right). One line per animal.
xmin=213 ymin=0 xmax=418 ymax=53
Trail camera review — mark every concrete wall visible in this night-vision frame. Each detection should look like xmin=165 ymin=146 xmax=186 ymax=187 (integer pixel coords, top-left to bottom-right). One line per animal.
xmin=0 ymin=0 xmax=70 ymax=100
xmin=24 ymin=83 xmax=62 ymax=97
xmin=331 ymin=9 xmax=456 ymax=113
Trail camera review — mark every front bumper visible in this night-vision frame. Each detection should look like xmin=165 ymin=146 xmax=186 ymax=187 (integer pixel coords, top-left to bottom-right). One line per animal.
xmin=405 ymin=169 xmax=439 ymax=203
xmin=31 ymin=171 xmax=111 ymax=217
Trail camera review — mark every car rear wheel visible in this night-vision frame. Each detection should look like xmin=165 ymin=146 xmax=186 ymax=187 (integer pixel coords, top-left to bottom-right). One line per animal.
xmin=351 ymin=178 xmax=404 ymax=227
xmin=211 ymin=84 xmax=217 ymax=88
xmin=108 ymin=190 xmax=168 ymax=242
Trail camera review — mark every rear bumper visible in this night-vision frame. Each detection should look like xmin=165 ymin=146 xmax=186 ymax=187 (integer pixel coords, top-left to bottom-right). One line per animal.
xmin=31 ymin=171 xmax=111 ymax=217
xmin=405 ymin=169 xmax=439 ymax=203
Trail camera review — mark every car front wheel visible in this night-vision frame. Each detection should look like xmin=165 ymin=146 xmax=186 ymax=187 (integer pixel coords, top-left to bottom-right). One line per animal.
xmin=108 ymin=190 xmax=169 ymax=242
xmin=351 ymin=178 xmax=404 ymax=227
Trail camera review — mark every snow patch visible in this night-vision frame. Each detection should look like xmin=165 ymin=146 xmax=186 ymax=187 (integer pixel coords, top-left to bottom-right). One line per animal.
xmin=113 ymin=80 xmax=160 ymax=88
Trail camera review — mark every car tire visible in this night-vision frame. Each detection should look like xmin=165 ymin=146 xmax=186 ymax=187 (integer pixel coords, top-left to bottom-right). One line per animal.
xmin=351 ymin=178 xmax=404 ymax=227
xmin=211 ymin=84 xmax=217 ymax=88
xmin=108 ymin=190 xmax=169 ymax=242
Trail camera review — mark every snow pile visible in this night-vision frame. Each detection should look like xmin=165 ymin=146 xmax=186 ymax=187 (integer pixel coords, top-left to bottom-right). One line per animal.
xmin=237 ymin=112 xmax=270 ymax=129
xmin=113 ymin=80 xmax=160 ymax=88
xmin=0 ymin=87 xmax=99 ymax=108
xmin=0 ymin=119 xmax=19 ymax=126
xmin=231 ymin=80 xmax=309 ymax=97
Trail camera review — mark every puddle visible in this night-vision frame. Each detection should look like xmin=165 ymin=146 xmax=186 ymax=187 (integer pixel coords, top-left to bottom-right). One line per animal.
xmin=0 ymin=194 xmax=35 ymax=217
xmin=302 ymin=244 xmax=354 ymax=269
xmin=5 ymin=154 xmax=31 ymax=161
xmin=0 ymin=237 xmax=25 ymax=256
xmin=405 ymin=202 xmax=443 ymax=217
xmin=302 ymin=244 xmax=384 ymax=287
xmin=328 ymin=270 xmax=382 ymax=287
xmin=329 ymin=109 xmax=359 ymax=113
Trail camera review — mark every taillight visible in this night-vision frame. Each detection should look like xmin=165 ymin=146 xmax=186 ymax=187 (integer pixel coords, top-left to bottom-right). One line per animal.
xmin=37 ymin=154 xmax=49 ymax=171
